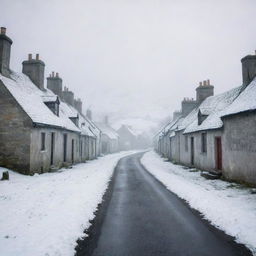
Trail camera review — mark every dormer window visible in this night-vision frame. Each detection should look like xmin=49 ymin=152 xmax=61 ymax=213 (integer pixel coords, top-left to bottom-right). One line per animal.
xmin=198 ymin=109 xmax=208 ymax=125
xmin=69 ymin=114 xmax=79 ymax=127
xmin=43 ymin=96 xmax=60 ymax=116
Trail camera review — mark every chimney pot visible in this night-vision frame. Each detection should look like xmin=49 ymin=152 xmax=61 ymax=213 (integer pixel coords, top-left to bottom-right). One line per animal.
xmin=36 ymin=54 xmax=39 ymax=60
xmin=203 ymin=80 xmax=206 ymax=86
xmin=207 ymin=79 xmax=210 ymax=85
xmin=199 ymin=81 xmax=202 ymax=86
xmin=0 ymin=27 xmax=6 ymax=35
xmin=28 ymin=53 xmax=32 ymax=60
xmin=56 ymin=72 xmax=59 ymax=78
xmin=52 ymin=71 xmax=54 ymax=77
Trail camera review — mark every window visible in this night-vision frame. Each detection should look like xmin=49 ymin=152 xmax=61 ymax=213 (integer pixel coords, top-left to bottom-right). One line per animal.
xmin=41 ymin=132 xmax=46 ymax=151
xmin=201 ymin=133 xmax=207 ymax=153
xmin=185 ymin=136 xmax=188 ymax=152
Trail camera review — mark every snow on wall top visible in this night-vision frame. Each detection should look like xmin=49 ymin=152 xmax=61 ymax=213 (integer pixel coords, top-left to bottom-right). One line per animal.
xmin=0 ymin=72 xmax=80 ymax=132
xmin=96 ymin=123 xmax=119 ymax=140
xmin=184 ymin=86 xmax=242 ymax=134
xmin=221 ymin=78 xmax=256 ymax=117
xmin=42 ymin=95 xmax=58 ymax=103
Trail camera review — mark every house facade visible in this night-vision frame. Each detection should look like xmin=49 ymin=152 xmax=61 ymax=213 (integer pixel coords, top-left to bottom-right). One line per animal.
xmin=96 ymin=116 xmax=119 ymax=154
xmin=0 ymin=27 xmax=101 ymax=175
xmin=155 ymin=52 xmax=256 ymax=185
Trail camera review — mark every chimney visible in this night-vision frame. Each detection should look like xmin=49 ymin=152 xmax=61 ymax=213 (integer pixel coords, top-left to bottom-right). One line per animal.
xmin=241 ymin=51 xmax=256 ymax=87
xmin=173 ymin=111 xmax=181 ymax=120
xmin=0 ymin=27 xmax=13 ymax=77
xmin=104 ymin=115 xmax=109 ymax=125
xmin=181 ymin=97 xmax=197 ymax=117
xmin=86 ymin=109 xmax=92 ymax=120
xmin=22 ymin=54 xmax=45 ymax=90
xmin=74 ymin=98 xmax=82 ymax=113
xmin=47 ymin=71 xmax=63 ymax=98
xmin=196 ymin=79 xmax=214 ymax=104
xmin=62 ymin=88 xmax=74 ymax=106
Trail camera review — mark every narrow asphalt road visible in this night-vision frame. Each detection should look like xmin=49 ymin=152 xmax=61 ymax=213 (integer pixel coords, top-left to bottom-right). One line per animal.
xmin=77 ymin=152 xmax=252 ymax=256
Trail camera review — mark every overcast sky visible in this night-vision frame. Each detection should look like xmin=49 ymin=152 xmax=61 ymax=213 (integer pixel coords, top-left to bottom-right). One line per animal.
xmin=1 ymin=0 xmax=256 ymax=133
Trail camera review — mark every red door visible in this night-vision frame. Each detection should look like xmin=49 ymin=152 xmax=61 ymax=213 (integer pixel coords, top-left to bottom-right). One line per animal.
xmin=215 ymin=137 xmax=222 ymax=171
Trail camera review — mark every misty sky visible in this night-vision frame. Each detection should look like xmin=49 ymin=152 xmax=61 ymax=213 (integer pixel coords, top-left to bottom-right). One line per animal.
xmin=1 ymin=0 xmax=256 ymax=133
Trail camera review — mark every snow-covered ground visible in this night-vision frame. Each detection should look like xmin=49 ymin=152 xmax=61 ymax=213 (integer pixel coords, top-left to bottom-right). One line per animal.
xmin=0 ymin=151 xmax=137 ymax=256
xmin=141 ymin=151 xmax=256 ymax=255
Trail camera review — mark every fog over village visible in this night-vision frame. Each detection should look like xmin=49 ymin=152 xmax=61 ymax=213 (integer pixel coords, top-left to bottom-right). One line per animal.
xmin=1 ymin=1 xmax=256 ymax=256
xmin=2 ymin=0 xmax=256 ymax=136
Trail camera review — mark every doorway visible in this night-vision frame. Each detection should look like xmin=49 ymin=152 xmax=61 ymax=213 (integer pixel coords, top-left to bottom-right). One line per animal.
xmin=71 ymin=139 xmax=74 ymax=163
xmin=190 ymin=137 xmax=194 ymax=166
xmin=63 ymin=134 xmax=67 ymax=162
xmin=215 ymin=137 xmax=222 ymax=171
xmin=50 ymin=132 xmax=55 ymax=165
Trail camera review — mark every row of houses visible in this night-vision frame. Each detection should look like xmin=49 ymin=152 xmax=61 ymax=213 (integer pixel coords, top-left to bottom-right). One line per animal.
xmin=154 ymin=51 xmax=256 ymax=186
xmin=0 ymin=27 xmax=104 ymax=175
xmin=0 ymin=27 xmax=150 ymax=175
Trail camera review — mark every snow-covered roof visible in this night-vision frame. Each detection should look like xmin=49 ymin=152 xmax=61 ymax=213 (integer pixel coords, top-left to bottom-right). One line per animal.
xmin=221 ymin=78 xmax=256 ymax=117
xmin=85 ymin=117 xmax=101 ymax=138
xmin=96 ymin=123 xmax=119 ymax=140
xmin=0 ymin=72 xmax=81 ymax=132
xmin=42 ymin=95 xmax=58 ymax=103
xmin=184 ymin=86 xmax=242 ymax=134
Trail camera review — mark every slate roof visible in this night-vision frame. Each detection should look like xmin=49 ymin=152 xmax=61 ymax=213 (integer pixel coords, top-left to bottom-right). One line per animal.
xmin=183 ymin=86 xmax=242 ymax=134
xmin=96 ymin=123 xmax=119 ymax=140
xmin=221 ymin=78 xmax=256 ymax=117
xmin=0 ymin=72 xmax=82 ymax=132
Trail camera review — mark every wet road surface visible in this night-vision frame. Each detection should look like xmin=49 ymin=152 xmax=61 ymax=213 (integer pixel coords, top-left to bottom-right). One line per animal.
xmin=76 ymin=152 xmax=252 ymax=256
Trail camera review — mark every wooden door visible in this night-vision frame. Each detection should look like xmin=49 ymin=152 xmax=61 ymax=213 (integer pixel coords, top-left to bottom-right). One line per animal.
xmin=215 ymin=137 xmax=222 ymax=171
xmin=71 ymin=139 xmax=74 ymax=163
xmin=191 ymin=137 xmax=194 ymax=166
xmin=50 ymin=133 xmax=55 ymax=165
xmin=63 ymin=134 xmax=67 ymax=162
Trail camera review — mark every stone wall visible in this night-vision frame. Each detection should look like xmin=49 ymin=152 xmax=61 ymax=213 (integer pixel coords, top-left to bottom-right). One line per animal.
xmin=222 ymin=112 xmax=256 ymax=185
xmin=30 ymin=128 xmax=81 ymax=173
xmin=0 ymin=81 xmax=32 ymax=174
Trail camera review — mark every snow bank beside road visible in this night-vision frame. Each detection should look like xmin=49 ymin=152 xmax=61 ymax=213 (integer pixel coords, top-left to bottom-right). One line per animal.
xmin=0 ymin=151 xmax=136 ymax=256
xmin=141 ymin=151 xmax=256 ymax=255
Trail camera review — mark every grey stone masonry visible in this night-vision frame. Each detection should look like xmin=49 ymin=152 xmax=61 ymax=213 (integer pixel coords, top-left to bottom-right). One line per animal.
xmin=0 ymin=27 xmax=12 ymax=77
xmin=241 ymin=51 xmax=256 ymax=87
xmin=47 ymin=71 xmax=63 ymax=98
xmin=86 ymin=109 xmax=92 ymax=120
xmin=22 ymin=54 xmax=45 ymax=90
xmin=196 ymin=80 xmax=214 ymax=104
xmin=62 ymin=86 xmax=74 ymax=106
xmin=0 ymin=80 xmax=32 ymax=174
xmin=181 ymin=98 xmax=197 ymax=117
xmin=74 ymin=98 xmax=82 ymax=113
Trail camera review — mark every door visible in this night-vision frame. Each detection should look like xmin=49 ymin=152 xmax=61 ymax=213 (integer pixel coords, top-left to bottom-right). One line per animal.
xmin=63 ymin=134 xmax=67 ymax=162
xmin=71 ymin=139 xmax=74 ymax=163
xmin=50 ymin=132 xmax=55 ymax=165
xmin=191 ymin=137 xmax=194 ymax=166
xmin=215 ymin=137 xmax=222 ymax=171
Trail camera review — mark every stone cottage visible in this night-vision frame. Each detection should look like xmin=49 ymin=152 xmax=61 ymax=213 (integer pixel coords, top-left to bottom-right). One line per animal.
xmin=117 ymin=124 xmax=137 ymax=150
xmin=96 ymin=116 xmax=119 ymax=154
xmin=0 ymin=27 xmax=101 ymax=174
xmin=155 ymin=52 xmax=256 ymax=185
